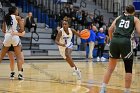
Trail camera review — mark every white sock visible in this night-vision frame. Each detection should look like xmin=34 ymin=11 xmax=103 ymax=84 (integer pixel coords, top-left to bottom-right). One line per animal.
xmin=18 ymin=71 xmax=22 ymax=75
xmin=72 ymin=67 xmax=77 ymax=70
xmin=124 ymin=88 xmax=130 ymax=92
xmin=11 ymin=71 xmax=14 ymax=73
xmin=101 ymin=83 xmax=107 ymax=88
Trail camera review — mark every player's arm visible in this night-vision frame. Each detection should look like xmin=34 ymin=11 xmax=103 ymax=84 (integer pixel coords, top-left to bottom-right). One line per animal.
xmin=16 ymin=16 xmax=24 ymax=32
xmin=71 ymin=28 xmax=81 ymax=37
xmin=134 ymin=17 xmax=140 ymax=34
xmin=55 ymin=31 xmax=65 ymax=47
xmin=12 ymin=16 xmax=25 ymax=37
xmin=108 ymin=16 xmax=120 ymax=40
xmin=2 ymin=22 xmax=6 ymax=33
xmin=12 ymin=31 xmax=25 ymax=37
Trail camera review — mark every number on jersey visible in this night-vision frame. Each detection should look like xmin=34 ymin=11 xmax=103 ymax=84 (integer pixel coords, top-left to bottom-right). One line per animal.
xmin=119 ymin=19 xmax=130 ymax=29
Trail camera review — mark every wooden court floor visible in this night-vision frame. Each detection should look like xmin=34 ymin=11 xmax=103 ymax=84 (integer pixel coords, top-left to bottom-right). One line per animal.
xmin=0 ymin=59 xmax=139 ymax=93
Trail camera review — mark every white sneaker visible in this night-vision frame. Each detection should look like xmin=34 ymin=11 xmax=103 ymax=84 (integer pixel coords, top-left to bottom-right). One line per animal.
xmin=74 ymin=68 xmax=82 ymax=80
xmin=101 ymin=57 xmax=106 ymax=61
xmin=124 ymin=92 xmax=131 ymax=93
xmin=124 ymin=90 xmax=131 ymax=93
xmin=100 ymin=87 xmax=106 ymax=93
xmin=97 ymin=57 xmax=100 ymax=61
xmin=72 ymin=71 xmax=77 ymax=76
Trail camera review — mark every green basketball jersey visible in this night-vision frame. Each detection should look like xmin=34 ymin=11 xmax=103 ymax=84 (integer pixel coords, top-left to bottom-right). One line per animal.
xmin=113 ymin=15 xmax=135 ymax=38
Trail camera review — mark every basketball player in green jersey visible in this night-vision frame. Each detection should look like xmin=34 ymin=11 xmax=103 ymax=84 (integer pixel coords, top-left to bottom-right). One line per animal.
xmin=100 ymin=5 xmax=140 ymax=93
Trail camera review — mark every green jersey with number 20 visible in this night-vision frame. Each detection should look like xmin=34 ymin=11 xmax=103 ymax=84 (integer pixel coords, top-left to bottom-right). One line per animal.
xmin=113 ymin=15 xmax=135 ymax=38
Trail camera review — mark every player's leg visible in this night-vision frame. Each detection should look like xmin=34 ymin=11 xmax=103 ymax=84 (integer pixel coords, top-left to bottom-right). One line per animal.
xmin=100 ymin=58 xmax=117 ymax=93
xmin=14 ymin=45 xmax=24 ymax=80
xmin=100 ymin=39 xmax=120 ymax=93
xmin=7 ymin=45 xmax=16 ymax=79
xmin=121 ymin=39 xmax=133 ymax=93
xmin=65 ymin=48 xmax=76 ymax=67
xmin=65 ymin=48 xmax=81 ymax=80
xmin=123 ymin=59 xmax=133 ymax=93
xmin=8 ymin=51 xmax=15 ymax=79
xmin=0 ymin=46 xmax=9 ymax=63
xmin=8 ymin=51 xmax=15 ymax=72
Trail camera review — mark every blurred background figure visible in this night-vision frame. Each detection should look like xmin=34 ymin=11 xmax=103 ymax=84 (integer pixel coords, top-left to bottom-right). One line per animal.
xmin=87 ymin=25 xmax=97 ymax=59
xmin=25 ymin=12 xmax=37 ymax=32
xmin=133 ymin=35 xmax=139 ymax=58
xmin=96 ymin=27 xmax=106 ymax=61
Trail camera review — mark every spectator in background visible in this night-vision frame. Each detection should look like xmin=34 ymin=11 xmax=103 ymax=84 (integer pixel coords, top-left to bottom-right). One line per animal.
xmin=87 ymin=25 xmax=97 ymax=59
xmin=133 ymin=35 xmax=138 ymax=58
xmin=0 ymin=1 xmax=2 ymax=9
xmin=96 ymin=28 xmax=106 ymax=61
xmin=25 ymin=12 xmax=37 ymax=32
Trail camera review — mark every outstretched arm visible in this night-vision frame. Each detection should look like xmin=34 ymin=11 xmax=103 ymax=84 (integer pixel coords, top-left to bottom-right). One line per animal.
xmin=71 ymin=28 xmax=81 ymax=37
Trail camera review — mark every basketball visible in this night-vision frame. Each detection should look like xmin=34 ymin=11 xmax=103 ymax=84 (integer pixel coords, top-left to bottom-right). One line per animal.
xmin=80 ymin=29 xmax=90 ymax=39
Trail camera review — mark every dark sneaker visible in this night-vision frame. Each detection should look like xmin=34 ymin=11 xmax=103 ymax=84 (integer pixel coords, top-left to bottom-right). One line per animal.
xmin=18 ymin=74 xmax=24 ymax=80
xmin=10 ymin=72 xmax=15 ymax=80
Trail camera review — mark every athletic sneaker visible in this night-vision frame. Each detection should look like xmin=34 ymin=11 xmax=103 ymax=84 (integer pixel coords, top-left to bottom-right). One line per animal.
xmin=100 ymin=87 xmax=106 ymax=93
xmin=10 ymin=72 xmax=15 ymax=80
xmin=74 ymin=68 xmax=82 ymax=80
xmin=101 ymin=57 xmax=106 ymax=61
xmin=18 ymin=74 xmax=24 ymax=80
xmin=97 ymin=57 xmax=100 ymax=61
xmin=72 ymin=71 xmax=77 ymax=76
xmin=124 ymin=90 xmax=131 ymax=93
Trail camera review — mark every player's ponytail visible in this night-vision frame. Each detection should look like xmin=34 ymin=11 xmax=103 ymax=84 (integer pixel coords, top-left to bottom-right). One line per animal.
xmin=4 ymin=6 xmax=17 ymax=28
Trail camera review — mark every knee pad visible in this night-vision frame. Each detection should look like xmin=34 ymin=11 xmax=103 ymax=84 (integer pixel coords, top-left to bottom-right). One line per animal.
xmin=123 ymin=59 xmax=133 ymax=73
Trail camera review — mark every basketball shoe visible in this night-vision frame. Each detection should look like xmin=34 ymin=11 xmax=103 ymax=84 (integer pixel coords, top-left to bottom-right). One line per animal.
xmin=97 ymin=57 xmax=100 ymax=61
xmin=124 ymin=90 xmax=131 ymax=93
xmin=101 ymin=57 xmax=106 ymax=61
xmin=18 ymin=74 xmax=24 ymax=80
xmin=74 ymin=68 xmax=82 ymax=80
xmin=100 ymin=87 xmax=106 ymax=93
xmin=10 ymin=72 xmax=15 ymax=80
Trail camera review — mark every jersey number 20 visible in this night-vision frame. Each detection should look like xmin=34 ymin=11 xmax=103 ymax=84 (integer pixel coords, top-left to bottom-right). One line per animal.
xmin=119 ymin=19 xmax=130 ymax=29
